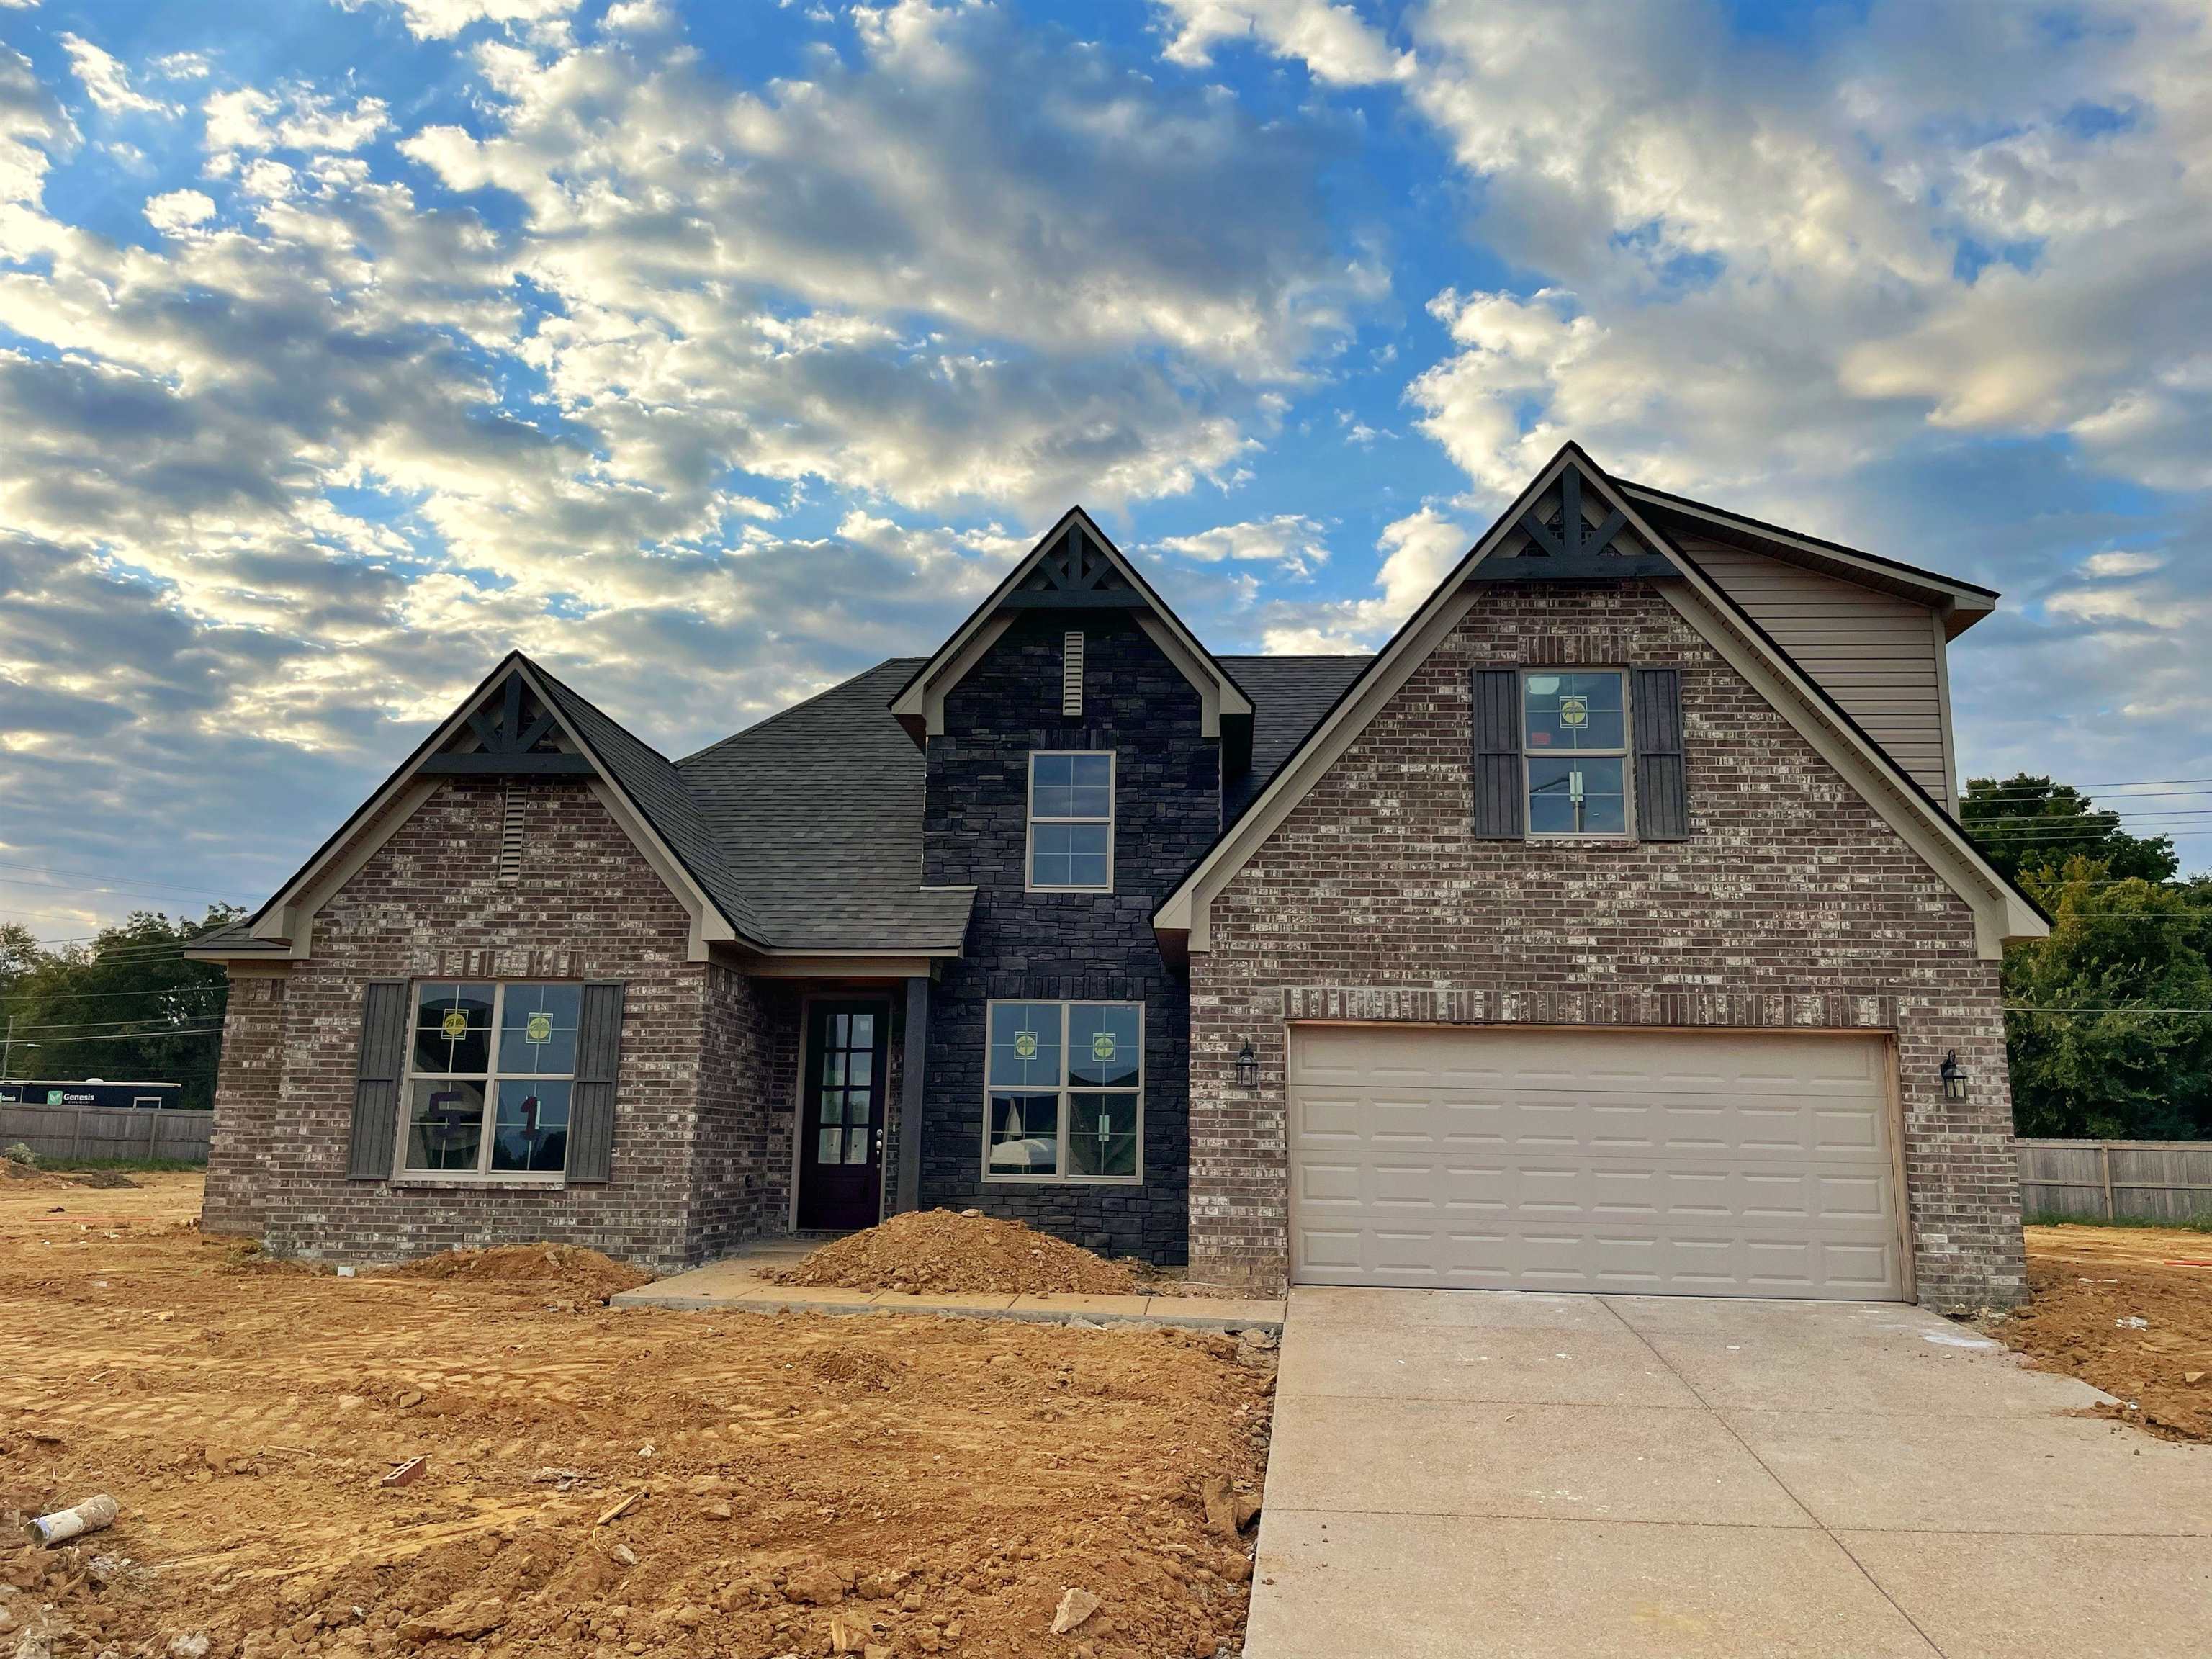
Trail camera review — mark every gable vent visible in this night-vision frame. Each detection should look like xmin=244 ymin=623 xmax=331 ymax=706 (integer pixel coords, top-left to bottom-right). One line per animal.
xmin=1062 ymin=631 xmax=1084 ymax=717
xmin=498 ymin=783 xmax=524 ymax=881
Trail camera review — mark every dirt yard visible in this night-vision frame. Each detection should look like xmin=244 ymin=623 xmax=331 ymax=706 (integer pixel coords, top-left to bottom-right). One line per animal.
xmin=2002 ymin=1223 xmax=2212 ymax=1443
xmin=0 ymin=1174 xmax=1274 ymax=1659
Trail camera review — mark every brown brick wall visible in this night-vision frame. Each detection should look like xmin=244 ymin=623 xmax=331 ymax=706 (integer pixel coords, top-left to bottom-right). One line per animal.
xmin=1189 ymin=582 xmax=2025 ymax=1310
xmin=202 ymin=969 xmax=287 ymax=1236
xmin=691 ymin=967 xmax=800 ymax=1261
xmin=207 ymin=778 xmax=751 ymax=1272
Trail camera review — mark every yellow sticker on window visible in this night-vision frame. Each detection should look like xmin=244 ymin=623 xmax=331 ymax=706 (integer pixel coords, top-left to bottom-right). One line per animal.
xmin=441 ymin=1009 xmax=469 ymax=1040
xmin=1558 ymin=695 xmax=1588 ymax=728
xmin=525 ymin=1012 xmax=553 ymax=1045
xmin=1092 ymin=1031 xmax=1118 ymax=1063
xmin=1012 ymin=1030 xmax=1038 ymax=1060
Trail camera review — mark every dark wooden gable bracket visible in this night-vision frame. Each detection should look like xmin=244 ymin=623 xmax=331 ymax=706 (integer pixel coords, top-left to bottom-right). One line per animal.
xmin=999 ymin=523 xmax=1147 ymax=611
xmin=422 ymin=671 xmax=595 ymax=776
xmin=1470 ymin=463 xmax=1678 ymax=584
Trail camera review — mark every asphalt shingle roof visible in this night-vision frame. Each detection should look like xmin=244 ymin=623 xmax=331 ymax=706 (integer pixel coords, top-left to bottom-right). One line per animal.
xmin=1218 ymin=655 xmax=1372 ymax=820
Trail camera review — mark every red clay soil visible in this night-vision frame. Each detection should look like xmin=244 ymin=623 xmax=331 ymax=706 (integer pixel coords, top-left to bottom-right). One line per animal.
xmin=773 ymin=1209 xmax=1141 ymax=1297
xmin=390 ymin=1242 xmax=655 ymax=1304
xmin=1999 ymin=1224 xmax=2212 ymax=1442
xmin=0 ymin=1174 xmax=1272 ymax=1659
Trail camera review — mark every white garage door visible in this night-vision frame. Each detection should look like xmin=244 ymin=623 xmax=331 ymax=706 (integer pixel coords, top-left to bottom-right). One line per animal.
xmin=1289 ymin=1025 xmax=1905 ymax=1299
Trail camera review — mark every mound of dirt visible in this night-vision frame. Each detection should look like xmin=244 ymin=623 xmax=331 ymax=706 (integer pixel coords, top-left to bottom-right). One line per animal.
xmin=392 ymin=1242 xmax=655 ymax=1303
xmin=775 ymin=1209 xmax=1138 ymax=1297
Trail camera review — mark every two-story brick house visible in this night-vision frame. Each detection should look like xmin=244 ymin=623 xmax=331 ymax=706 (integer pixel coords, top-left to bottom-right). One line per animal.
xmin=189 ymin=445 xmax=2046 ymax=1308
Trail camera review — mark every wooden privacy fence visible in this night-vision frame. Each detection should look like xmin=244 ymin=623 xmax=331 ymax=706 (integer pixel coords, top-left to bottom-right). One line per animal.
xmin=2016 ymin=1139 xmax=2212 ymax=1224
xmin=0 ymin=1102 xmax=211 ymax=1164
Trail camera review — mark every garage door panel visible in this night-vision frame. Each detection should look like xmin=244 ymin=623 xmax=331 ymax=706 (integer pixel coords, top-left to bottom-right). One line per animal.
xmin=1289 ymin=1027 xmax=1903 ymax=1300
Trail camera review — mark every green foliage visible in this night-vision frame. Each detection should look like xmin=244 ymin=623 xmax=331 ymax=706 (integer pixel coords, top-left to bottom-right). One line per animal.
xmin=0 ymin=907 xmax=240 ymax=1111
xmin=1961 ymin=773 xmax=2178 ymax=886
xmin=2002 ymin=858 xmax=2212 ymax=1140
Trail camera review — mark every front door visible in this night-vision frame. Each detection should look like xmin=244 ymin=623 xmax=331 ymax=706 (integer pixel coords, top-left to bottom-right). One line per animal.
xmin=796 ymin=999 xmax=891 ymax=1231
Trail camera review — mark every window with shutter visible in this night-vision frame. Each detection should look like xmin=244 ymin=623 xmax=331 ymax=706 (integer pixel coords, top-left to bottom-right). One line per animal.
xmin=1470 ymin=668 xmax=1524 ymax=839
xmin=1632 ymin=666 xmax=1690 ymax=840
xmin=346 ymin=981 xmax=408 ymax=1180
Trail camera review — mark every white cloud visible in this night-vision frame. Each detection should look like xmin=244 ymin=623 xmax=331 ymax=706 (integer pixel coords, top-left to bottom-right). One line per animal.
xmin=1154 ymin=0 xmax=1411 ymax=85
xmin=58 ymin=33 xmax=176 ymax=117
xmin=2082 ymin=549 xmax=2166 ymax=577
xmin=1259 ymin=504 xmax=1472 ymax=650
xmin=335 ymin=0 xmax=580 ymax=41
xmin=1151 ymin=513 xmax=1331 ymax=576
xmin=205 ymin=86 xmax=390 ymax=153
xmin=143 ymin=188 xmax=216 ymax=234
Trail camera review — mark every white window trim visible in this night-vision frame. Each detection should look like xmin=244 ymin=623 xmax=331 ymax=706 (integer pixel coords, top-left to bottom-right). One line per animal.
xmin=980 ymin=999 xmax=1144 ymax=1185
xmin=1521 ymin=667 xmax=1637 ymax=840
xmin=1025 ymin=749 xmax=1116 ymax=893
xmin=392 ymin=981 xmax=577 ymax=1186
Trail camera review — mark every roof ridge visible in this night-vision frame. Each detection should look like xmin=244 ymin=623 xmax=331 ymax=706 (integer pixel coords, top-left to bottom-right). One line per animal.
xmin=678 ymin=657 xmax=923 ymax=767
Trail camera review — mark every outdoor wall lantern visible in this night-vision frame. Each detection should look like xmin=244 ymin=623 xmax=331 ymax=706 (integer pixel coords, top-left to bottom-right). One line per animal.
xmin=1938 ymin=1050 xmax=1969 ymax=1102
xmin=1234 ymin=1040 xmax=1259 ymax=1091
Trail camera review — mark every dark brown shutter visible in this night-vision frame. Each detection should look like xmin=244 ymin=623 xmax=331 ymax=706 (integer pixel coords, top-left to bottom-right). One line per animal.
xmin=346 ymin=980 xmax=408 ymax=1179
xmin=1632 ymin=667 xmax=1689 ymax=841
xmin=1470 ymin=667 xmax=1525 ymax=840
xmin=567 ymin=981 xmax=626 ymax=1183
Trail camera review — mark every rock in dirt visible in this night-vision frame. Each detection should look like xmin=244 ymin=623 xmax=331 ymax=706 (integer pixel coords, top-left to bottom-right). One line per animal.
xmin=392 ymin=1243 xmax=652 ymax=1303
xmin=783 ymin=1566 xmax=845 ymax=1606
xmin=772 ymin=1209 xmax=1137 ymax=1297
xmin=1048 ymin=1588 xmax=1102 ymax=1635
xmin=1199 ymin=1475 xmax=1261 ymax=1538
xmin=827 ymin=1610 xmax=871 ymax=1653
xmin=396 ymin=1596 xmax=505 ymax=1645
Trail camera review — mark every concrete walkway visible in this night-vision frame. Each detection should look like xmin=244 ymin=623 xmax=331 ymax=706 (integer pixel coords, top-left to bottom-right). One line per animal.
xmin=611 ymin=1246 xmax=1284 ymax=1333
xmin=1246 ymin=1287 xmax=2212 ymax=1659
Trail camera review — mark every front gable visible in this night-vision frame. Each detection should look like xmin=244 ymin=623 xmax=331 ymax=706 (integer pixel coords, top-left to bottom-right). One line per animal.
xmin=889 ymin=507 xmax=1254 ymax=764
xmin=1154 ymin=444 xmax=2045 ymax=959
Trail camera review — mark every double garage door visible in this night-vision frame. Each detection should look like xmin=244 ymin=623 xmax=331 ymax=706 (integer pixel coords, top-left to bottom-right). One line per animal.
xmin=1289 ymin=1025 xmax=1905 ymax=1300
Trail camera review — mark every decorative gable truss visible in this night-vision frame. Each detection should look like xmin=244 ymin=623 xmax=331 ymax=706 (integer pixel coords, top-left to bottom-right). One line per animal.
xmin=192 ymin=655 xmax=757 ymax=965
xmin=889 ymin=505 xmax=1255 ymax=762
xmin=1154 ymin=442 xmax=2048 ymax=961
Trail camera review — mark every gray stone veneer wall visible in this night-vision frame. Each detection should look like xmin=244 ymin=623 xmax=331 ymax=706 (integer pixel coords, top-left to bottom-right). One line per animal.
xmin=1187 ymin=582 xmax=2026 ymax=1310
xmin=918 ymin=615 xmax=1213 ymax=1262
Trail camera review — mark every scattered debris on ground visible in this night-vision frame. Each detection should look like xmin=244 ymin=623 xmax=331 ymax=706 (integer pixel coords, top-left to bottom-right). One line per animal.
xmin=1995 ymin=1224 xmax=2212 ymax=1442
xmin=774 ymin=1208 xmax=1141 ymax=1297
xmin=390 ymin=1241 xmax=655 ymax=1304
xmin=0 ymin=1173 xmax=1272 ymax=1658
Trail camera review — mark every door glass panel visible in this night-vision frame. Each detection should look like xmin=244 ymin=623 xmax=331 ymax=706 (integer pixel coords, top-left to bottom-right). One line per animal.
xmin=819 ymin=1088 xmax=845 ymax=1124
xmin=822 ymin=1050 xmax=845 ymax=1088
xmin=850 ymin=1012 xmax=874 ymax=1049
xmin=817 ymin=1126 xmax=843 ymax=1164
xmin=845 ymin=1124 xmax=873 ymax=1165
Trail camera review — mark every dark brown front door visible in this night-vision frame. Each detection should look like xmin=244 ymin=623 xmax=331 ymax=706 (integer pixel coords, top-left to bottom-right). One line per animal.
xmin=796 ymin=999 xmax=890 ymax=1231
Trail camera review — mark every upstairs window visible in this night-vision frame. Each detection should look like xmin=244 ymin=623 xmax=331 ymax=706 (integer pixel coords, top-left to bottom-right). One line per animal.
xmin=1523 ymin=670 xmax=1629 ymax=835
xmin=1028 ymin=751 xmax=1114 ymax=890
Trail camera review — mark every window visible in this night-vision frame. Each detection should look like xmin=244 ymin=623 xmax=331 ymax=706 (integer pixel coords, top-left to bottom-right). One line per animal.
xmin=1028 ymin=751 xmax=1114 ymax=890
xmin=984 ymin=1001 xmax=1141 ymax=1182
xmin=1522 ymin=670 xmax=1630 ymax=836
xmin=399 ymin=981 xmax=579 ymax=1179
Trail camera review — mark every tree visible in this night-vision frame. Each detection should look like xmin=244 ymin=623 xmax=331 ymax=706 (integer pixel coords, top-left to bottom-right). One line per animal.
xmin=2002 ymin=858 xmax=2212 ymax=1140
xmin=1961 ymin=773 xmax=2177 ymax=886
xmin=0 ymin=908 xmax=238 ymax=1110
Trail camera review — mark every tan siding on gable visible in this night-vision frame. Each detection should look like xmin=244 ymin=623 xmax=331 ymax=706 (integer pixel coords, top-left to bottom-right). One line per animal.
xmin=1685 ymin=536 xmax=1954 ymax=806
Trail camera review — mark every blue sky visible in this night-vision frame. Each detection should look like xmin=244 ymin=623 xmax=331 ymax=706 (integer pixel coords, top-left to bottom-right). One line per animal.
xmin=2 ymin=0 xmax=2210 ymax=941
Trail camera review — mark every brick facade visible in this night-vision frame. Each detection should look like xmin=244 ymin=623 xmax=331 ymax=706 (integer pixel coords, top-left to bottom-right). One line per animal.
xmin=206 ymin=778 xmax=760 ymax=1272
xmin=918 ymin=615 xmax=1209 ymax=1261
xmin=1187 ymin=582 xmax=2026 ymax=1310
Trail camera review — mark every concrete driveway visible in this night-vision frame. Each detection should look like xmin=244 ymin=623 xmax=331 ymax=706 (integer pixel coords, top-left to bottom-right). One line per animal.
xmin=1245 ymin=1287 xmax=2212 ymax=1659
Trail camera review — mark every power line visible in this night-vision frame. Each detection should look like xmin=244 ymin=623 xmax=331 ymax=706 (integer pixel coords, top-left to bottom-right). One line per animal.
xmin=0 ymin=984 xmax=224 ymax=1004
xmin=6 ymin=1027 xmax=225 ymax=1046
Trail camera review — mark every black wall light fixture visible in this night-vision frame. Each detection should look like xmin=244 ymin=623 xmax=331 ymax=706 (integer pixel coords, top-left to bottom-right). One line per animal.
xmin=1235 ymin=1040 xmax=1258 ymax=1090
xmin=1938 ymin=1050 xmax=1969 ymax=1102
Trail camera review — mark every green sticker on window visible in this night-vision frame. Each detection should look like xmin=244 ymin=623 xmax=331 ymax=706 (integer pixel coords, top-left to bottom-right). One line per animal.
xmin=441 ymin=1009 xmax=469 ymax=1040
xmin=1092 ymin=1031 xmax=1118 ymax=1064
xmin=1013 ymin=1030 xmax=1038 ymax=1060
xmin=525 ymin=1012 xmax=553 ymax=1045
